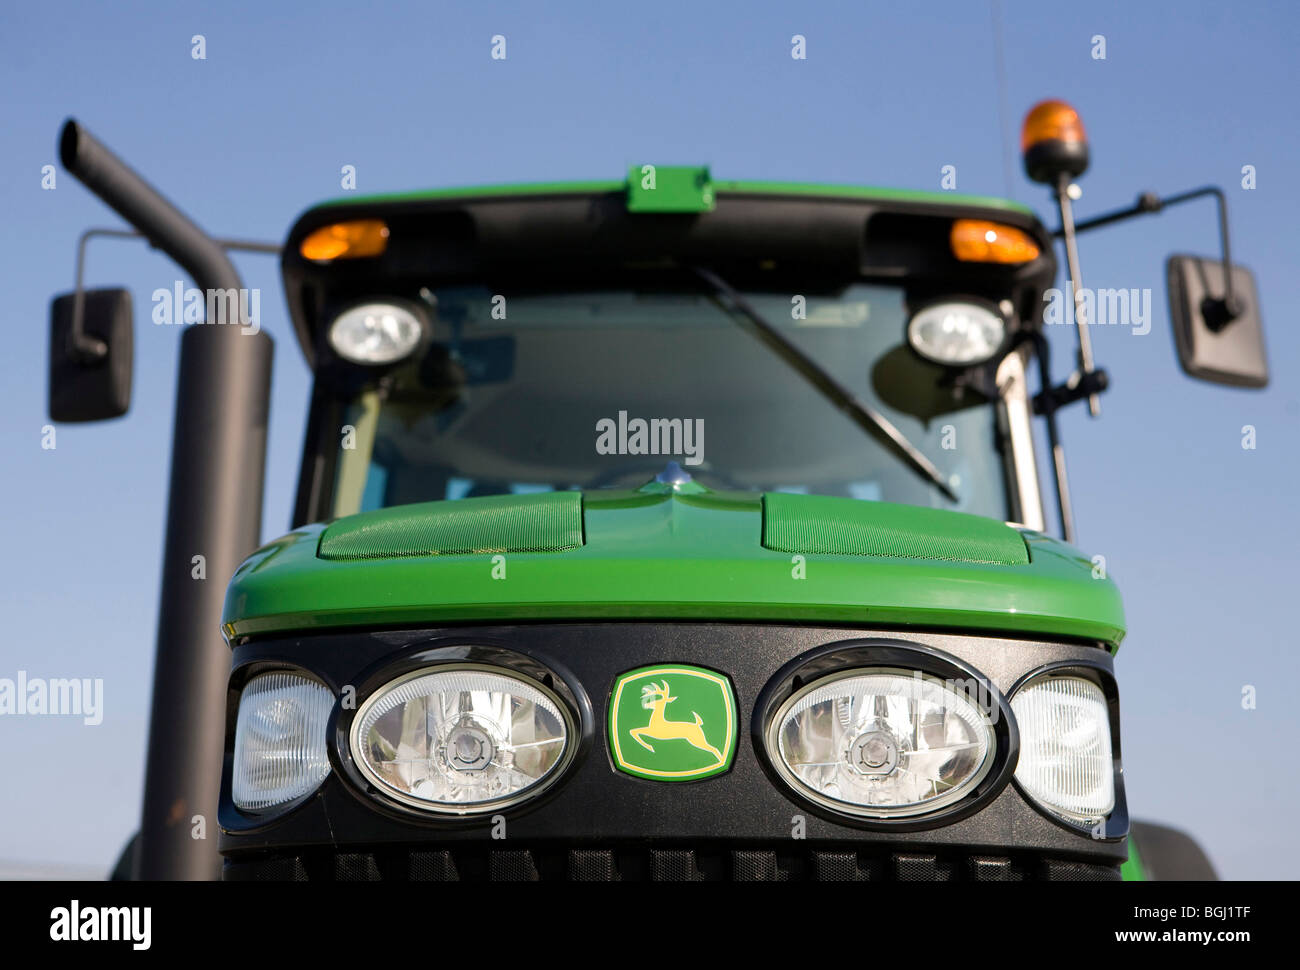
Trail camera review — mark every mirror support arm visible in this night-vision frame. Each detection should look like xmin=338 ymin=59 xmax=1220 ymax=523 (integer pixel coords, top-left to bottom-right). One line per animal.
xmin=69 ymin=228 xmax=133 ymax=362
xmin=1054 ymin=185 xmax=1241 ymax=330
xmin=69 ymin=228 xmax=280 ymax=363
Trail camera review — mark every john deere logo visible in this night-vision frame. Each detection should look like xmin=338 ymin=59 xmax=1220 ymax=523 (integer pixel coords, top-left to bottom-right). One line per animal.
xmin=609 ymin=665 xmax=737 ymax=781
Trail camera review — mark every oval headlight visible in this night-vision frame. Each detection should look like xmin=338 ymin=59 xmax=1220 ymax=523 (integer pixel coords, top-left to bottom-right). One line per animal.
xmin=232 ymin=671 xmax=334 ymax=811
xmin=766 ymin=668 xmax=997 ymax=818
xmin=1011 ymin=674 xmax=1114 ymax=825
xmin=350 ymin=665 xmax=574 ymax=814
xmin=328 ymin=301 xmax=424 ymax=365
xmin=906 ymin=300 xmax=1006 ymax=366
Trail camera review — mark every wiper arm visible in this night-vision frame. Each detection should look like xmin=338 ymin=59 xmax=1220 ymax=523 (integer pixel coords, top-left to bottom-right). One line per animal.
xmin=691 ymin=267 xmax=958 ymax=503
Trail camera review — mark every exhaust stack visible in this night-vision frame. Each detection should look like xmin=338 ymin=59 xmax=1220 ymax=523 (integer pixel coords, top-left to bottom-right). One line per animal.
xmin=60 ymin=120 xmax=273 ymax=880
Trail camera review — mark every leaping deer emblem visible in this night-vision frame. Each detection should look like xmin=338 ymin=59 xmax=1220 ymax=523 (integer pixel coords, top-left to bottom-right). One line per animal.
xmin=629 ymin=680 xmax=725 ymax=765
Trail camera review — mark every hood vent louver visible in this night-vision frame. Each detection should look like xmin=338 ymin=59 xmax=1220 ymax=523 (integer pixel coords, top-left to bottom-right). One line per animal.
xmin=761 ymin=493 xmax=1028 ymax=565
xmin=318 ymin=492 xmax=584 ymax=561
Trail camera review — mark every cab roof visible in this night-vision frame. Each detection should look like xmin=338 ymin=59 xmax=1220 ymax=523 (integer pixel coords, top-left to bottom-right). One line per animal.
xmin=282 ymin=169 xmax=1053 ymax=368
xmin=314 ymin=177 xmax=1034 ymax=216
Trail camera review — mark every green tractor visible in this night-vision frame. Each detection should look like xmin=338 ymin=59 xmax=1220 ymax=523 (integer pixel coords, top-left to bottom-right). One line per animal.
xmin=52 ymin=100 xmax=1262 ymax=881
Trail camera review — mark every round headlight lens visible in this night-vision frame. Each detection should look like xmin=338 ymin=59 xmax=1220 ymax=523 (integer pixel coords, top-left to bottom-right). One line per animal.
xmin=907 ymin=301 xmax=1006 ymax=366
xmin=327 ymin=302 xmax=423 ymax=365
xmin=767 ymin=669 xmax=997 ymax=818
xmin=1011 ymin=675 xmax=1114 ymax=825
xmin=232 ymin=671 xmax=334 ymax=811
xmin=350 ymin=666 xmax=573 ymax=814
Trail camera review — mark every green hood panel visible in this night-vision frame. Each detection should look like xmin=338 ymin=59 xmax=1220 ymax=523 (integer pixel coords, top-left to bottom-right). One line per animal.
xmin=762 ymin=493 xmax=1029 ymax=565
xmin=318 ymin=492 xmax=584 ymax=560
xmin=223 ymin=490 xmax=1124 ymax=646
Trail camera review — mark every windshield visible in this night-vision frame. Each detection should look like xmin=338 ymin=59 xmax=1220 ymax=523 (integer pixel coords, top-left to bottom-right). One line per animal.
xmin=329 ymin=284 xmax=1008 ymax=519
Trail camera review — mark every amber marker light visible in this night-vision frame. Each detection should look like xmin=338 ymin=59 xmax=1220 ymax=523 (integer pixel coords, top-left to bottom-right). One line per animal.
xmin=299 ymin=219 xmax=389 ymax=262
xmin=951 ymin=219 xmax=1041 ymax=264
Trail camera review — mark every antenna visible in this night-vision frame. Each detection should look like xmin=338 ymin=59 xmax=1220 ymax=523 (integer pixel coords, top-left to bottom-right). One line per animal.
xmin=989 ymin=0 xmax=1015 ymax=201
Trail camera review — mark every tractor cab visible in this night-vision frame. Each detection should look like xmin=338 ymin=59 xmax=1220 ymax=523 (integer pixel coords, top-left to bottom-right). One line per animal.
xmin=283 ymin=171 xmax=1055 ymax=532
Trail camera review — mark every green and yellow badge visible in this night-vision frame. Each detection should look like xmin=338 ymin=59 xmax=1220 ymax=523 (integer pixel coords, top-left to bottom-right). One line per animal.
xmin=608 ymin=665 xmax=737 ymax=781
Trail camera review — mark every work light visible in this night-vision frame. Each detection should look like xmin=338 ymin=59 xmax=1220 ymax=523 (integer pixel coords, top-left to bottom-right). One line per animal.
xmin=906 ymin=300 xmax=1006 ymax=367
xmin=350 ymin=665 xmax=574 ymax=814
xmin=1011 ymin=674 xmax=1115 ymax=825
xmin=765 ymin=668 xmax=997 ymax=819
xmin=232 ymin=671 xmax=334 ymax=811
xmin=327 ymin=301 xmax=424 ymax=366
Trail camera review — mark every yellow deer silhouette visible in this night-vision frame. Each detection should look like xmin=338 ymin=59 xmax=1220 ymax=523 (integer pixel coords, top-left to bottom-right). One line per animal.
xmin=629 ymin=680 xmax=724 ymax=765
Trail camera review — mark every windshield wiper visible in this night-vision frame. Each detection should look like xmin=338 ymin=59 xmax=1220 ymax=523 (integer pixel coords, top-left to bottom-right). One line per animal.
xmin=691 ymin=267 xmax=959 ymax=503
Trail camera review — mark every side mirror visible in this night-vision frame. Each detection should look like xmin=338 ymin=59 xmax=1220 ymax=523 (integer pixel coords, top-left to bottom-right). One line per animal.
xmin=49 ymin=287 xmax=134 ymax=421
xmin=1166 ymin=255 xmax=1267 ymax=388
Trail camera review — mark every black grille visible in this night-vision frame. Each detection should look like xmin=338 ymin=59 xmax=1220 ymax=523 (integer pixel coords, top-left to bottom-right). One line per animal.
xmin=224 ymin=845 xmax=1120 ymax=882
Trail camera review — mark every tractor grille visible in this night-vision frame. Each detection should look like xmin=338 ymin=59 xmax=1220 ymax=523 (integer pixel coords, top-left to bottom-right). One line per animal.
xmin=224 ymin=845 xmax=1120 ymax=882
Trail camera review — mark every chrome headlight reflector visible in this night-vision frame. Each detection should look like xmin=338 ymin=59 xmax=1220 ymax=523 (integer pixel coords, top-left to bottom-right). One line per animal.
xmin=906 ymin=300 xmax=1007 ymax=366
xmin=766 ymin=668 xmax=998 ymax=819
xmin=350 ymin=665 xmax=574 ymax=814
xmin=232 ymin=671 xmax=334 ymax=811
xmin=1011 ymin=674 xmax=1115 ymax=825
xmin=327 ymin=301 xmax=424 ymax=365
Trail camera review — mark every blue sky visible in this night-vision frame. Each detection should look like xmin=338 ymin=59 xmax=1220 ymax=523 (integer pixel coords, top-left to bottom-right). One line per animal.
xmin=1 ymin=0 xmax=1296 ymax=878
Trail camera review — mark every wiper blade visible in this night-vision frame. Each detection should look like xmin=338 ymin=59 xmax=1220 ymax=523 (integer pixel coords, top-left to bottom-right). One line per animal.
xmin=692 ymin=267 xmax=958 ymax=503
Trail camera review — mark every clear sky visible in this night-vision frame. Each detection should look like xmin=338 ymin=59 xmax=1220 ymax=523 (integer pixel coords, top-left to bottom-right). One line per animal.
xmin=1 ymin=0 xmax=1296 ymax=879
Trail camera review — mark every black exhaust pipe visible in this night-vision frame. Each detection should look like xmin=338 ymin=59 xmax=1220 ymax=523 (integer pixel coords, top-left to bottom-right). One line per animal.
xmin=60 ymin=120 xmax=273 ymax=880
xmin=60 ymin=121 xmax=245 ymax=296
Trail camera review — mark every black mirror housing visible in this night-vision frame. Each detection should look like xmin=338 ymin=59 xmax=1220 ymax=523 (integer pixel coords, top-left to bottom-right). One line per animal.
xmin=1166 ymin=255 xmax=1267 ymax=388
xmin=49 ymin=287 xmax=134 ymax=421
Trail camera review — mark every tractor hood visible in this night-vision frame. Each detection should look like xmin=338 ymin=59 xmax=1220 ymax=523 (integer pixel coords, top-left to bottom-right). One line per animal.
xmin=222 ymin=488 xmax=1125 ymax=647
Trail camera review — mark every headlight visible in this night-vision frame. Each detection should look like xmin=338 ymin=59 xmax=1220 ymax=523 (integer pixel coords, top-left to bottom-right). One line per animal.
xmin=232 ymin=672 xmax=334 ymax=811
xmin=350 ymin=665 xmax=574 ymax=814
xmin=1011 ymin=674 xmax=1115 ymax=825
xmin=906 ymin=300 xmax=1006 ymax=366
xmin=327 ymin=301 xmax=423 ymax=365
xmin=765 ymin=668 xmax=997 ymax=819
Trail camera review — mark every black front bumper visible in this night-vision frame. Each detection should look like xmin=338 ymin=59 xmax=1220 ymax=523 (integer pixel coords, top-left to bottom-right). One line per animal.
xmin=222 ymin=843 xmax=1120 ymax=882
xmin=220 ymin=622 xmax=1127 ymax=881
